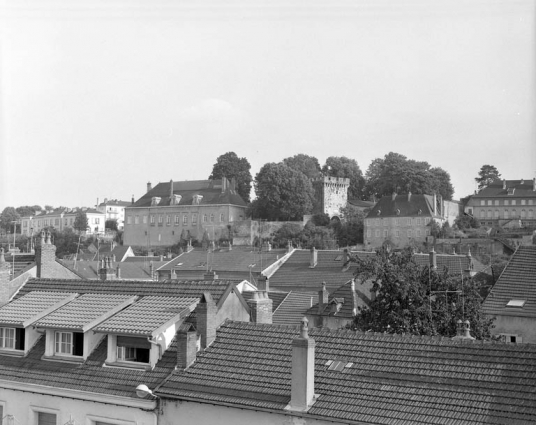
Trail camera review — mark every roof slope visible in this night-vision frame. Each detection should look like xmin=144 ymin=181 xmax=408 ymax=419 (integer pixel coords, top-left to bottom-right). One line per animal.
xmin=16 ymin=278 xmax=239 ymax=304
xmin=242 ymin=291 xmax=317 ymax=326
xmin=132 ymin=179 xmax=247 ymax=208
xmin=366 ymin=194 xmax=440 ymax=218
xmin=157 ymin=320 xmax=536 ymax=424
xmin=473 ymin=179 xmax=536 ymax=198
xmin=0 ymin=292 xmax=74 ymax=326
xmin=59 ymin=260 xmax=168 ymax=280
xmin=483 ymin=246 xmax=536 ymax=318
xmin=306 ymin=280 xmax=371 ymax=319
xmin=413 ymin=253 xmax=488 ymax=276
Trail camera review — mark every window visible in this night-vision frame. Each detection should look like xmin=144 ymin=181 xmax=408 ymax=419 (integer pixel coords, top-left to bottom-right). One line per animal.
xmin=134 ymin=216 xmax=139 ymax=224
xmin=210 ymin=213 xmax=214 ymax=222
xmin=480 ymin=200 xmax=485 ymax=206
xmin=529 ymin=210 xmax=534 ymax=219
xmin=95 ymin=218 xmax=100 ymax=224
xmin=55 ymin=218 xmax=59 ymax=225
xmin=54 ymin=331 xmax=83 ymax=356
xmin=500 ymin=334 xmax=522 ymax=343
xmin=521 ymin=209 xmax=526 ymax=218
xmin=407 ymin=218 xmax=412 ymax=226
xmin=395 ymin=230 xmax=400 ymax=238
xmin=424 ymin=218 xmax=430 ymax=225
xmin=127 ymin=216 xmax=132 ymax=225
xmin=394 ymin=218 xmax=399 ymax=226
xmin=487 ymin=200 xmax=492 ymax=206
xmin=375 ymin=229 xmax=380 ymax=237
xmin=416 ymin=229 xmax=421 ymax=237
xmin=143 ymin=215 xmax=147 ymax=224
xmin=415 ymin=218 xmax=421 ymax=226
xmin=504 ymin=210 xmax=509 ymax=219
xmin=150 ymin=215 xmax=155 ymax=224
xmin=192 ymin=214 xmax=198 ymax=225
xmin=494 ymin=210 xmax=499 ymax=218
xmin=64 ymin=219 xmax=68 ymax=225
xmin=494 ymin=200 xmax=499 ymax=206
xmin=220 ymin=213 xmax=224 ymax=222
xmin=511 ymin=200 xmax=516 ymax=206
xmin=529 ymin=200 xmax=534 ymax=206
xmin=512 ymin=209 xmax=517 ymax=218
xmin=203 ymin=214 xmax=208 ymax=223
xmin=504 ymin=200 xmax=509 ymax=206
xmin=175 ymin=215 xmax=180 ymax=225
xmin=183 ymin=214 xmax=188 ymax=225
xmin=37 ymin=412 xmax=57 ymax=425
xmin=158 ymin=215 xmax=163 ymax=224
xmin=383 ymin=229 xmax=388 ymax=237
xmin=407 ymin=229 xmax=412 ymax=238
xmin=521 ymin=200 xmax=526 ymax=205
xmin=166 ymin=215 xmax=171 ymax=225
xmin=0 ymin=327 xmax=15 ymax=349
xmin=480 ymin=210 xmax=485 ymax=219
xmin=116 ymin=336 xmax=150 ymax=363
xmin=487 ymin=210 xmax=492 ymax=218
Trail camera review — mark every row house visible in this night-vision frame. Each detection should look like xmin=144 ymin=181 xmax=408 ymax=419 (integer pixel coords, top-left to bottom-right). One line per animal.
xmin=464 ymin=178 xmax=536 ymax=227
xmin=123 ymin=178 xmax=247 ymax=247
xmin=364 ymin=193 xmax=460 ymax=249
xmin=20 ymin=207 xmax=106 ymax=236
xmin=96 ymin=198 xmax=131 ymax=230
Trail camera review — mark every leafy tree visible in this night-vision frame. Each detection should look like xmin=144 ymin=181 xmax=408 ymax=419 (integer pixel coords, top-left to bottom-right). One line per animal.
xmin=15 ymin=205 xmax=42 ymax=217
xmin=331 ymin=204 xmax=366 ymax=246
xmin=454 ymin=214 xmax=481 ymax=230
xmin=475 ymin=164 xmax=501 ymax=190
xmin=270 ymin=222 xmax=337 ymax=249
xmin=282 ymin=154 xmax=321 ymax=179
xmin=364 ymin=152 xmax=454 ymax=200
xmin=251 ymin=163 xmax=315 ymax=220
xmin=105 ymin=219 xmax=118 ymax=231
xmin=44 ymin=205 xmax=54 ymax=212
xmin=73 ymin=211 xmax=88 ymax=233
xmin=322 ymin=156 xmax=365 ymax=199
xmin=271 ymin=223 xmax=306 ymax=248
xmin=311 ymin=213 xmax=330 ymax=226
xmin=209 ymin=152 xmax=253 ymax=202
xmin=0 ymin=207 xmax=20 ymax=233
xmin=47 ymin=227 xmax=81 ymax=259
xmin=350 ymin=247 xmax=494 ymax=339
xmin=429 ymin=219 xmax=441 ymax=237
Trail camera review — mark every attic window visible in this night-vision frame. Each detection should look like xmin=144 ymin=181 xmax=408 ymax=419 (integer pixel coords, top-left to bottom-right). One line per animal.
xmin=396 ymin=209 xmax=400 ymax=215
xmin=327 ymin=360 xmax=353 ymax=372
xmin=334 ymin=254 xmax=343 ymax=261
xmin=376 ymin=210 xmax=381 ymax=216
xmin=506 ymin=299 xmax=526 ymax=308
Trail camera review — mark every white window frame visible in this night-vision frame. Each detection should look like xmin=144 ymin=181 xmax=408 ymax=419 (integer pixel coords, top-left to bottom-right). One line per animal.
xmin=143 ymin=215 xmax=148 ymax=224
xmin=127 ymin=216 xmax=132 ymax=225
xmin=192 ymin=214 xmax=198 ymax=225
xmin=183 ymin=214 xmax=188 ymax=225
xmin=54 ymin=331 xmax=73 ymax=355
xmin=150 ymin=215 xmax=155 ymax=224
xmin=134 ymin=216 xmax=139 ymax=224
xmin=500 ymin=334 xmax=522 ymax=343
xmin=30 ymin=406 xmax=59 ymax=425
xmin=0 ymin=327 xmax=15 ymax=349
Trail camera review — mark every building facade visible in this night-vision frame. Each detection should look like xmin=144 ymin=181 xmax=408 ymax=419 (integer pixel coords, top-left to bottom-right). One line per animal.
xmin=123 ymin=178 xmax=248 ymax=247
xmin=464 ymin=178 xmax=536 ymax=227
xmin=96 ymin=198 xmax=131 ymax=230
xmin=20 ymin=208 xmax=106 ymax=236
xmin=312 ymin=176 xmax=350 ymax=218
xmin=364 ymin=193 xmax=460 ymax=249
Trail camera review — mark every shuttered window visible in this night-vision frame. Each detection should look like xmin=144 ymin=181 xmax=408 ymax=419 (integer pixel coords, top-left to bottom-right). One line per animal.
xmin=38 ymin=412 xmax=56 ymax=425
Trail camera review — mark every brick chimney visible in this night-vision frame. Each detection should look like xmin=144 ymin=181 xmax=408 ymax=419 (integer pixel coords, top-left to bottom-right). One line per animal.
xmin=176 ymin=322 xmax=198 ymax=369
xmin=36 ymin=230 xmax=57 ymax=278
xmin=196 ymin=292 xmax=217 ymax=348
xmin=247 ymin=291 xmax=273 ymax=324
xmin=169 ymin=179 xmax=174 ymax=199
xmin=287 ymin=317 xmax=316 ymax=412
xmin=309 ymin=247 xmax=318 ymax=268
xmin=131 ymin=194 xmax=135 ymax=205
xmin=429 ymin=248 xmax=437 ymax=270
xmin=0 ymin=248 xmax=12 ymax=305
xmin=257 ymin=274 xmax=269 ymax=292
xmin=147 ymin=181 xmax=152 ymax=193
xmin=318 ymin=282 xmax=329 ymax=314
xmin=99 ymin=257 xmax=116 ymax=281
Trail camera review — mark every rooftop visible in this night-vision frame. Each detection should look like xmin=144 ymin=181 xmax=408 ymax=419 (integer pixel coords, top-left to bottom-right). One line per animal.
xmin=366 ymin=193 xmax=442 ymax=219
xmin=0 ymin=291 xmax=75 ymax=326
xmin=473 ymin=179 xmax=536 ymax=198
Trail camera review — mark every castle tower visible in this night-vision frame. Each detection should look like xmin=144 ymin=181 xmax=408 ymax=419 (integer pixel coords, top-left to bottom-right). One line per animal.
xmin=311 ymin=176 xmax=350 ymax=218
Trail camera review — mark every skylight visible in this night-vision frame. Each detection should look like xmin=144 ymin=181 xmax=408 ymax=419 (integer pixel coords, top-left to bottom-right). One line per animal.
xmin=506 ymin=300 xmax=526 ymax=308
xmin=326 ymin=360 xmax=353 ymax=372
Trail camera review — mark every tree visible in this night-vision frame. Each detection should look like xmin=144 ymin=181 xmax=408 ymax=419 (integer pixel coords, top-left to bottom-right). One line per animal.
xmin=282 ymin=154 xmax=321 ymax=179
xmin=209 ymin=152 xmax=253 ymax=202
xmin=44 ymin=205 xmax=54 ymax=212
xmin=105 ymin=219 xmax=118 ymax=231
xmin=322 ymin=156 xmax=365 ymax=199
xmin=311 ymin=213 xmax=330 ymax=226
xmin=454 ymin=214 xmax=481 ymax=230
xmin=475 ymin=165 xmax=501 ymax=190
xmin=73 ymin=211 xmax=88 ymax=233
xmin=0 ymin=207 xmax=20 ymax=233
xmin=350 ymin=247 xmax=494 ymax=339
xmin=364 ymin=152 xmax=454 ymax=200
xmin=251 ymin=163 xmax=315 ymax=220
xmin=15 ymin=205 xmax=42 ymax=217
xmin=330 ymin=204 xmax=366 ymax=247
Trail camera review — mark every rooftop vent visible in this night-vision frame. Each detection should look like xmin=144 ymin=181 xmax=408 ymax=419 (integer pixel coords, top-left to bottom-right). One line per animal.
xmin=506 ymin=299 xmax=526 ymax=308
xmin=325 ymin=360 xmax=353 ymax=372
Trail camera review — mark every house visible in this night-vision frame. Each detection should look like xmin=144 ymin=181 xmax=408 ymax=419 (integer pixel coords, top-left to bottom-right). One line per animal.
xmin=96 ymin=198 xmax=131 ymax=230
xmin=156 ymin=318 xmax=536 ymax=424
xmin=464 ymin=178 xmax=536 ymax=228
xmin=0 ymin=232 xmax=81 ymax=306
xmin=123 ymin=177 xmax=248 ymax=247
xmin=0 ymin=274 xmax=262 ymax=424
xmin=157 ymin=245 xmax=289 ymax=282
xmin=482 ymin=245 xmax=536 ymax=343
xmin=364 ymin=193 xmax=460 ymax=249
xmin=20 ymin=207 xmax=106 ymax=236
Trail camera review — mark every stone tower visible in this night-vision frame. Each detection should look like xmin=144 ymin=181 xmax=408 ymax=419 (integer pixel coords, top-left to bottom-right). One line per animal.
xmin=311 ymin=176 xmax=350 ymax=218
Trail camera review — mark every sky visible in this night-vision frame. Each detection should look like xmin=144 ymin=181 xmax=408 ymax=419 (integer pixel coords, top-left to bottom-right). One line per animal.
xmin=1 ymin=0 xmax=535 ymax=210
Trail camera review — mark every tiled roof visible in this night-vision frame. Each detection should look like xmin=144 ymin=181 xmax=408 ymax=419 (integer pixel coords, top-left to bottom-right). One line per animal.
xmin=94 ymin=296 xmax=199 ymax=336
xmin=306 ymin=279 xmax=372 ymax=318
xmin=0 ymin=334 xmax=177 ymax=399
xmin=110 ymin=245 xmax=133 ymax=261
xmin=4 ymin=254 xmax=35 ymax=278
xmin=472 ymin=179 xmax=536 ymax=198
xmin=98 ymin=199 xmax=131 ymax=207
xmin=131 ymin=179 xmax=247 ymax=208
xmin=157 ymin=320 xmax=536 ymax=424
xmin=242 ymin=291 xmax=317 ymax=326
xmin=33 ymin=293 xmax=136 ymax=331
xmin=0 ymin=292 xmax=75 ymax=326
xmin=366 ymin=194 xmax=440 ymax=218
xmin=268 ymin=249 xmax=374 ymax=292
xmin=59 ymin=260 xmax=168 ymax=280
xmin=413 ymin=253 xmax=488 ymax=276
xmin=158 ymin=247 xmax=285 ymax=274
xmin=16 ymin=278 xmax=236 ymax=304
xmin=483 ymin=246 xmax=536 ymax=318
xmin=347 ymin=199 xmax=375 ymax=209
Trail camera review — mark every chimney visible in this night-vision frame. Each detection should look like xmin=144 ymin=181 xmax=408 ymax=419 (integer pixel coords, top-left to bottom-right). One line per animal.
xmin=221 ymin=177 xmax=227 ymax=193
xmin=204 ymin=270 xmax=218 ymax=281
xmin=433 ymin=194 xmax=437 ymax=215
xmin=257 ymin=274 xmax=269 ymax=292
xmin=247 ymin=291 xmax=273 ymax=324
xmin=318 ymin=282 xmax=329 ymax=314
xmin=429 ymin=248 xmax=437 ymax=270
xmin=196 ymin=292 xmax=217 ymax=348
xmin=533 ymin=178 xmax=536 ymax=191
xmin=116 ymin=264 xmax=121 ymax=279
xmin=391 ymin=192 xmax=397 ymax=201
xmin=131 ymin=195 xmax=135 ymax=205
xmin=0 ymin=248 xmax=12 ymax=305
xmin=503 ymin=179 xmax=506 ymax=189
xmin=288 ymin=317 xmax=316 ymax=412
xmin=309 ymin=247 xmax=318 ymax=268
xmin=170 ymin=179 xmax=174 ymax=199
xmin=99 ymin=257 xmax=116 ymax=281
xmin=176 ymin=322 xmax=198 ymax=369
xmin=408 ymin=191 xmax=411 ymax=202
xmin=231 ymin=178 xmax=237 ymax=192
xmin=36 ymin=230 xmax=57 ymax=278
xmin=170 ymin=268 xmax=177 ymax=280
xmin=147 ymin=182 xmax=152 ymax=193
xmin=150 ymin=261 xmax=154 ymax=279
xmin=452 ymin=320 xmax=475 ymax=340
xmin=343 ymin=248 xmax=349 ymax=265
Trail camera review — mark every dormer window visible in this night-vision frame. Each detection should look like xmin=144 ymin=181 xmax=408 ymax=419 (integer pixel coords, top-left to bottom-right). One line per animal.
xmin=192 ymin=195 xmax=203 ymax=205
xmin=0 ymin=327 xmax=23 ymax=350
xmin=116 ymin=336 xmax=150 ymax=364
xmin=55 ymin=331 xmax=84 ymax=356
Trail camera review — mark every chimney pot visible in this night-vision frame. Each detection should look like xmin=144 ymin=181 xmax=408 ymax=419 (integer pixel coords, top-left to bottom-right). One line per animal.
xmin=503 ymin=179 xmax=506 ymax=189
xmin=147 ymin=182 xmax=152 ymax=193
xmin=309 ymin=247 xmax=318 ymax=268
